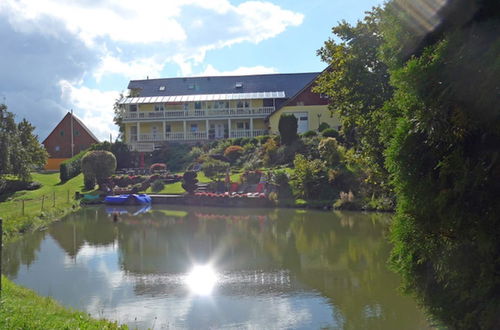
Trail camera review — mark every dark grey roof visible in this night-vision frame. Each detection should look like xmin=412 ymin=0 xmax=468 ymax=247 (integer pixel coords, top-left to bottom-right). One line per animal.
xmin=128 ymin=72 xmax=320 ymax=99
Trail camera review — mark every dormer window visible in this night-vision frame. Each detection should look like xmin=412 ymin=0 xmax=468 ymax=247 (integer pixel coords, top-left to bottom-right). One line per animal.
xmin=159 ymin=86 xmax=166 ymax=91
xmin=235 ymin=82 xmax=243 ymax=88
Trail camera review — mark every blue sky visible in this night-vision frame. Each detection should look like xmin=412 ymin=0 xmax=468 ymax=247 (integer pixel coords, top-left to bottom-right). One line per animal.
xmin=0 ymin=0 xmax=384 ymax=140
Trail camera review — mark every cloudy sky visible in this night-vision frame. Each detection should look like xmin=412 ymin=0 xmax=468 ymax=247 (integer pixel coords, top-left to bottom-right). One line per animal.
xmin=0 ymin=0 xmax=383 ymax=141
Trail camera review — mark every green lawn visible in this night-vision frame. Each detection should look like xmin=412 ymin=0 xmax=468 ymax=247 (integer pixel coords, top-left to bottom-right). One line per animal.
xmin=0 ymin=172 xmax=84 ymax=239
xmin=148 ymin=171 xmax=243 ymax=194
xmin=0 ymin=277 xmax=126 ymax=329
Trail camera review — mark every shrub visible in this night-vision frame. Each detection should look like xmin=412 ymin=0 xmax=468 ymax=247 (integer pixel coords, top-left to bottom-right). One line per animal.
xmin=322 ymin=128 xmax=340 ymax=139
xmin=240 ymin=170 xmax=262 ymax=184
xmin=151 ymin=179 xmax=165 ymax=193
xmin=150 ymin=163 xmax=167 ymax=173
xmin=302 ymin=130 xmax=317 ymax=138
xmin=271 ymin=170 xmax=293 ymax=200
xmin=262 ymin=138 xmax=279 ymax=166
xmin=292 ymin=154 xmax=333 ymax=200
xmin=81 ymin=151 xmax=116 ymax=189
xmin=318 ymin=122 xmax=330 ymax=132
xmin=278 ymin=114 xmax=298 ymax=145
xmin=318 ymin=137 xmax=343 ymax=166
xmin=223 ymin=145 xmax=244 ymax=164
xmin=59 ymin=150 xmax=87 ymax=182
xmin=202 ymin=159 xmax=229 ymax=182
xmin=256 ymin=135 xmax=271 ymax=145
xmin=182 ymin=171 xmax=198 ymax=194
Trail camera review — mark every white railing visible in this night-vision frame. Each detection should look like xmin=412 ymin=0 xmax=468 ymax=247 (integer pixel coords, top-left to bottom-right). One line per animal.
xmin=122 ymin=107 xmax=275 ymax=120
xmin=229 ymin=129 xmax=268 ymax=138
xmin=129 ymin=129 xmax=268 ymax=144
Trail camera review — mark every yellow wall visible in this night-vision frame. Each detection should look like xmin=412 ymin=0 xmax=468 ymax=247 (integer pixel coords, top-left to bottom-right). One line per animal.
xmin=253 ymin=119 xmax=266 ymax=129
xmin=268 ymin=105 xmax=340 ymax=135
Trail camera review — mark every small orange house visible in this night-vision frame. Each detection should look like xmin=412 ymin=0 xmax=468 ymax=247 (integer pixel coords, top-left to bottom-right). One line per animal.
xmin=42 ymin=112 xmax=99 ymax=170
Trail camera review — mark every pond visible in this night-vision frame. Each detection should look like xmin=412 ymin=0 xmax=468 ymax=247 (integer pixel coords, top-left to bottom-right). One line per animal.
xmin=2 ymin=206 xmax=429 ymax=329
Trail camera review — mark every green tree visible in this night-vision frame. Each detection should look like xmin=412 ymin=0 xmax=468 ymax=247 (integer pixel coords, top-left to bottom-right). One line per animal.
xmin=113 ymin=93 xmax=125 ymax=138
xmin=314 ymin=8 xmax=394 ymax=193
xmin=382 ymin=0 xmax=500 ymax=327
xmin=0 ymin=104 xmax=47 ymax=182
xmin=278 ymin=114 xmax=298 ymax=145
xmin=81 ymin=151 xmax=116 ymax=189
xmin=291 ymin=154 xmax=330 ymax=200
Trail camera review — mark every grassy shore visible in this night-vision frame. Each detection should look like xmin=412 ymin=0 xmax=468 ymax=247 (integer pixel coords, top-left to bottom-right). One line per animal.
xmin=0 ymin=277 xmax=126 ymax=329
xmin=0 ymin=172 xmax=84 ymax=240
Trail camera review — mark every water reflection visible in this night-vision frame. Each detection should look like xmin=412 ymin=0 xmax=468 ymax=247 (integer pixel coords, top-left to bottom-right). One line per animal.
xmin=2 ymin=206 xmax=429 ymax=329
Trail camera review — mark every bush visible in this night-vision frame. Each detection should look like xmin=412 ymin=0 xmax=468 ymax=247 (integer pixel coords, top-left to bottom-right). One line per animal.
xmin=150 ymin=163 xmax=167 ymax=173
xmin=278 ymin=114 xmax=298 ymax=145
xmin=224 ymin=145 xmax=244 ymax=164
xmin=318 ymin=137 xmax=343 ymax=166
xmin=151 ymin=179 xmax=165 ymax=193
xmin=302 ymin=130 xmax=317 ymax=138
xmin=262 ymin=138 xmax=279 ymax=166
xmin=322 ymin=128 xmax=340 ymax=139
xmin=59 ymin=150 xmax=87 ymax=182
xmin=240 ymin=170 xmax=263 ymax=184
xmin=256 ymin=135 xmax=271 ymax=145
xmin=81 ymin=151 xmax=116 ymax=188
xmin=182 ymin=171 xmax=198 ymax=194
xmin=202 ymin=159 xmax=229 ymax=182
xmin=318 ymin=122 xmax=330 ymax=132
xmin=271 ymin=170 xmax=293 ymax=200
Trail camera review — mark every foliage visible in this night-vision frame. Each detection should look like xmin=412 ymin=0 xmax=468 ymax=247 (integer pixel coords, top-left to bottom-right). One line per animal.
xmin=382 ymin=2 xmax=500 ymax=327
xmin=60 ymin=150 xmax=87 ymax=182
xmin=224 ymin=145 xmax=244 ymax=164
xmin=291 ymin=154 xmax=332 ymax=200
xmin=270 ymin=170 xmax=293 ymax=200
xmin=318 ymin=122 xmax=330 ymax=132
xmin=81 ymin=151 xmax=116 ymax=189
xmin=278 ymin=114 xmax=298 ymax=145
xmin=90 ymin=141 xmax=132 ymax=169
xmin=150 ymin=163 xmax=167 ymax=173
xmin=314 ymin=8 xmax=393 ymax=195
xmin=321 ymin=128 xmax=340 ymax=139
xmin=151 ymin=143 xmax=195 ymax=172
xmin=151 ymin=179 xmax=165 ymax=193
xmin=112 ymin=93 xmax=125 ymax=137
xmin=318 ymin=137 xmax=343 ymax=167
xmin=0 ymin=104 xmax=48 ymax=182
xmin=301 ymin=130 xmax=317 ymax=138
xmin=262 ymin=137 xmax=279 ymax=166
xmin=201 ymin=158 xmax=229 ymax=182
xmin=181 ymin=171 xmax=198 ymax=194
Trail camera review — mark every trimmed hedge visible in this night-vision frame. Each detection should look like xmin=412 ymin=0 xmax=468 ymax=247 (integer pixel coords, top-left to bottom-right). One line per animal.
xmin=59 ymin=151 xmax=87 ymax=182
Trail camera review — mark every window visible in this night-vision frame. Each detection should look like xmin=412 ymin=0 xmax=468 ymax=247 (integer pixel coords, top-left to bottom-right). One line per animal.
xmin=154 ymin=104 xmax=165 ymax=111
xmin=190 ymin=124 xmax=198 ymax=132
xmin=235 ymin=82 xmax=243 ymax=88
xmin=319 ymin=93 xmax=328 ymax=99
xmin=237 ymin=100 xmax=249 ymax=108
xmin=60 ymin=130 xmax=64 ymax=136
xmin=194 ymin=102 xmax=202 ymax=110
xmin=54 ymin=146 xmax=60 ymax=152
xmin=236 ymin=121 xmax=249 ymax=130
xmin=159 ymin=86 xmax=166 ymax=91
xmin=165 ymin=124 xmax=171 ymax=133
xmin=214 ymin=101 xmax=228 ymax=109
xmin=74 ymin=130 xmax=80 ymax=136
xmin=263 ymin=99 xmax=274 ymax=107
xmin=183 ymin=103 xmax=189 ymax=111
xmin=129 ymin=104 xmax=137 ymax=112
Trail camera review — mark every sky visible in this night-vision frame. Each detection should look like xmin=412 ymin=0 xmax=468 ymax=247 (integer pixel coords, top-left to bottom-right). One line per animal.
xmin=0 ymin=0 xmax=384 ymax=141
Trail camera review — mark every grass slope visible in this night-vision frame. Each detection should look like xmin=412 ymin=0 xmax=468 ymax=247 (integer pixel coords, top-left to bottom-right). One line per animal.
xmin=0 ymin=172 xmax=83 ymax=239
xmin=0 ymin=277 xmax=126 ymax=329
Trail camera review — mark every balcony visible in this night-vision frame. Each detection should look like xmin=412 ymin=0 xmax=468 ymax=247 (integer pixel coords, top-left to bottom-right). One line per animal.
xmin=121 ymin=107 xmax=275 ymax=121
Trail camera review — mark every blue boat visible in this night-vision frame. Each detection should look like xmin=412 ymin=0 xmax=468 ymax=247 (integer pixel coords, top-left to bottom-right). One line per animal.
xmin=104 ymin=194 xmax=152 ymax=205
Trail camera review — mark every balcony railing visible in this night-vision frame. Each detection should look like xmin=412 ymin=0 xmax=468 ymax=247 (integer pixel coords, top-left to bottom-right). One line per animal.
xmin=129 ymin=129 xmax=268 ymax=143
xmin=122 ymin=107 xmax=275 ymax=121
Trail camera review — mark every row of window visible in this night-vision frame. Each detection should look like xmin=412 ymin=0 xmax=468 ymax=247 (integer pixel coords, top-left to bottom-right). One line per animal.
xmin=129 ymin=100 xmax=273 ymax=112
xmin=130 ymin=121 xmax=251 ymax=134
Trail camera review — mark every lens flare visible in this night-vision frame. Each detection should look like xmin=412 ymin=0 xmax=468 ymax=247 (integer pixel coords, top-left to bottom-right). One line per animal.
xmin=185 ymin=265 xmax=217 ymax=296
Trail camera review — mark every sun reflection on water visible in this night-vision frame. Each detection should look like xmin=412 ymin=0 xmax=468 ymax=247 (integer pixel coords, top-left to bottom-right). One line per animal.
xmin=185 ymin=264 xmax=218 ymax=296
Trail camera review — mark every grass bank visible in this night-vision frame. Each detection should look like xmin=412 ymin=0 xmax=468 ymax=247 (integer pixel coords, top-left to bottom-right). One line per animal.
xmin=0 ymin=277 xmax=126 ymax=329
xmin=0 ymin=172 xmax=83 ymax=240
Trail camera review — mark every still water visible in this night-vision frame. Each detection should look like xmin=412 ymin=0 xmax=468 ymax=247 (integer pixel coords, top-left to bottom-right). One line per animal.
xmin=3 ymin=206 xmax=429 ymax=329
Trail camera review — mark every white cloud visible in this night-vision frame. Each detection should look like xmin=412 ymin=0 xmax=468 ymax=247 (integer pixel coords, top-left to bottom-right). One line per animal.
xmin=93 ymin=54 xmax=165 ymax=82
xmin=199 ymin=64 xmax=277 ymax=76
xmin=60 ymin=80 xmax=120 ymax=141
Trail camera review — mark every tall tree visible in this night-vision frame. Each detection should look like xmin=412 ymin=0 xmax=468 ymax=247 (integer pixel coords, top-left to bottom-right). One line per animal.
xmin=313 ymin=8 xmax=394 ymax=193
